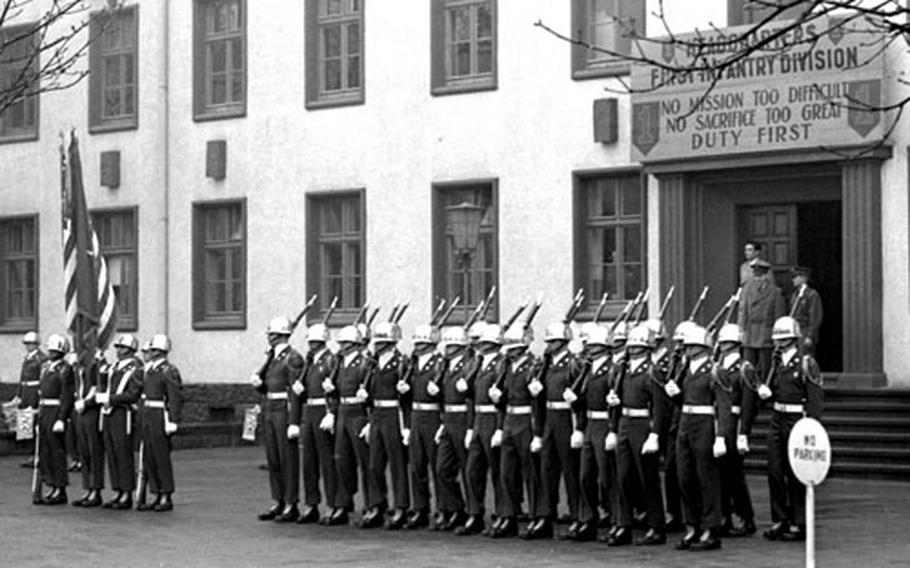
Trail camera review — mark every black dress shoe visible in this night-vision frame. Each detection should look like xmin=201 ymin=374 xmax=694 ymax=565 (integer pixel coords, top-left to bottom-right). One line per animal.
xmin=491 ymin=517 xmax=518 ymax=539
xmin=297 ymin=505 xmax=321 ymax=524
xmin=68 ymin=461 xmax=82 ymax=472
xmin=429 ymin=511 xmax=447 ymax=531
xmin=728 ymin=519 xmax=757 ymax=537
xmin=386 ymin=509 xmax=408 ymax=530
xmin=454 ymin=514 xmax=485 ymax=536
xmin=44 ymin=490 xmax=67 ymax=506
xmin=779 ymin=525 xmax=805 ymax=542
xmin=154 ymin=495 xmax=174 ymax=512
xmin=606 ymin=526 xmax=633 ymax=547
xmin=675 ymin=528 xmax=700 ymax=550
xmin=482 ymin=516 xmax=503 ymax=537
xmin=112 ymin=496 xmax=132 ymax=510
xmin=275 ymin=504 xmax=300 ymax=523
xmin=635 ymin=528 xmax=667 ymax=546
xmin=321 ymin=508 xmax=349 ymax=526
xmin=83 ymin=493 xmax=103 ymax=508
xmin=559 ymin=520 xmax=582 ymax=540
xmin=359 ymin=508 xmax=384 ymax=529
xmin=71 ymin=494 xmax=88 ymax=507
xmin=442 ymin=510 xmax=467 ymax=531
xmin=763 ymin=521 xmax=789 ymax=541
xmin=690 ymin=529 xmax=722 ymax=551
xmin=569 ymin=522 xmax=597 ymax=542
xmin=521 ymin=518 xmax=553 ymax=540
xmin=406 ymin=511 xmax=429 ymax=529
xmin=258 ymin=502 xmax=284 ymax=521
xmin=136 ymin=502 xmax=154 ymax=511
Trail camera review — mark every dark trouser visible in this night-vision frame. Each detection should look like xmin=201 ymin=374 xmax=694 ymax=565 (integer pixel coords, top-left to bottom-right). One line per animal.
xmin=262 ymin=402 xmax=298 ymax=504
xmin=721 ymin=433 xmax=754 ymax=523
xmin=38 ymin=410 xmax=68 ymax=488
xmin=409 ymin=410 xmax=441 ymax=514
xmin=579 ymin=418 xmax=613 ymax=524
xmin=102 ymin=408 xmax=135 ymax=492
xmin=368 ymin=407 xmax=410 ymax=510
xmin=436 ymin=413 xmax=469 ymax=514
xmin=139 ymin=407 xmax=175 ymax=495
xmin=75 ymin=408 xmax=104 ymax=490
xmin=768 ymin=411 xmax=804 ymax=526
xmin=498 ymin=414 xmax=539 ymax=519
xmin=677 ymin=415 xmax=722 ymax=530
xmin=539 ymin=410 xmax=580 ymax=520
xmin=301 ymin=405 xmax=336 ymax=508
xmin=743 ymin=347 xmax=772 ymax=386
xmin=334 ymin=404 xmax=369 ymax=511
xmin=66 ymin=417 xmax=80 ymax=462
xmin=465 ymin=413 xmax=501 ymax=517
xmin=616 ymin=417 xmax=665 ymax=529
xmin=663 ymin=410 xmax=682 ymax=521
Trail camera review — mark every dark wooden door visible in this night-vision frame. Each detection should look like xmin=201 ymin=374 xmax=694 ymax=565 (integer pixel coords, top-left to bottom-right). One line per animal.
xmin=739 ymin=205 xmax=797 ymax=295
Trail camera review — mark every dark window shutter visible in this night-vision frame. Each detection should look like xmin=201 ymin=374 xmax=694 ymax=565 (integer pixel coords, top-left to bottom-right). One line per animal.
xmin=88 ymin=15 xmax=102 ymax=128
xmin=570 ymin=0 xmax=585 ymax=74
xmin=727 ymin=0 xmax=745 ymax=26
xmin=305 ymin=196 xmax=318 ymax=311
xmin=192 ymin=1 xmax=205 ymax=118
xmin=430 ymin=0 xmax=445 ymax=91
xmin=304 ymin=0 xmax=318 ymax=105
xmin=191 ymin=205 xmax=201 ymax=324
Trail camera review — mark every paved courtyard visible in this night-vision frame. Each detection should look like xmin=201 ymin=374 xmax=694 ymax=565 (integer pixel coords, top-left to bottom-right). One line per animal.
xmin=1 ymin=446 xmax=908 ymax=567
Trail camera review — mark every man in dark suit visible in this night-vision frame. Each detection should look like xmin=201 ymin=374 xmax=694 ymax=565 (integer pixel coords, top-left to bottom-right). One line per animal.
xmin=737 ymin=258 xmax=785 ymax=382
xmin=790 ymin=266 xmax=823 ymax=356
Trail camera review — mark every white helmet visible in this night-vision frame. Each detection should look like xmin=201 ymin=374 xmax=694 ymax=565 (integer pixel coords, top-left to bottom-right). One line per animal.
xmin=22 ymin=331 xmax=40 ymax=345
xmin=643 ymin=318 xmax=667 ymax=341
xmin=502 ymin=324 xmax=531 ymax=350
xmin=336 ymin=325 xmax=362 ymax=344
xmin=672 ymin=320 xmax=698 ymax=342
xmin=46 ymin=333 xmax=69 ymax=354
xmin=467 ymin=321 xmax=486 ymax=341
xmin=441 ymin=325 xmax=468 ymax=346
xmin=585 ymin=325 xmax=610 ymax=347
xmin=612 ymin=322 xmax=629 ymax=345
xmin=140 ymin=340 xmax=151 ymax=353
xmin=114 ymin=333 xmax=139 ymax=351
xmin=772 ymin=316 xmax=802 ymax=341
xmin=267 ymin=316 xmax=292 ymax=336
xmin=717 ymin=323 xmax=744 ymax=345
xmin=683 ymin=325 xmax=713 ymax=349
xmin=412 ymin=324 xmax=439 ymax=345
xmin=306 ymin=323 xmax=330 ymax=343
xmin=372 ymin=321 xmax=401 ymax=343
xmin=544 ymin=322 xmax=571 ymax=342
xmin=478 ymin=323 xmax=503 ymax=345
xmin=149 ymin=334 xmax=171 ymax=352
xmin=627 ymin=324 xmax=655 ymax=349
xmin=356 ymin=323 xmax=370 ymax=343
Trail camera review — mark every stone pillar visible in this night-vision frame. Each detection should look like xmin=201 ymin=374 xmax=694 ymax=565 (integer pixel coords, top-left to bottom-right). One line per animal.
xmin=657 ymin=173 xmax=689 ymax=326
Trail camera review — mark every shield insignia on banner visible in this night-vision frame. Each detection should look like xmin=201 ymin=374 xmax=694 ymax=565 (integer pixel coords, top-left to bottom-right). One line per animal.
xmin=847 ymin=80 xmax=881 ymax=138
xmin=828 ymin=16 xmax=847 ymax=45
xmin=632 ymin=102 xmax=661 ymax=156
xmin=661 ymin=42 xmax=676 ymax=64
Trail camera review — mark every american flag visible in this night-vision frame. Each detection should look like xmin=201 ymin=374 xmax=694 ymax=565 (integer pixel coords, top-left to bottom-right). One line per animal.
xmin=60 ymin=132 xmax=118 ymax=353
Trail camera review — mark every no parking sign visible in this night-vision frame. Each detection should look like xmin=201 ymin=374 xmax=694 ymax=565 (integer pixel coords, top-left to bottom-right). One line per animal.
xmin=788 ymin=417 xmax=832 ymax=568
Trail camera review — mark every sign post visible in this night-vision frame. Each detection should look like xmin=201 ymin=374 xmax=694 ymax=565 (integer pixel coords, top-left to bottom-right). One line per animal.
xmin=787 ymin=417 xmax=832 ymax=568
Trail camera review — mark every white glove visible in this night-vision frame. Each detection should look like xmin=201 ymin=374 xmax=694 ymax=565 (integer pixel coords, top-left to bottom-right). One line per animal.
xmin=464 ymin=428 xmax=474 ymax=450
xmin=664 ymin=381 xmax=681 ymax=398
xmin=319 ymin=412 xmax=335 ymax=433
xmin=491 ymin=429 xmax=503 ymax=448
xmin=287 ymin=424 xmax=300 ymax=439
xmin=52 ymin=420 xmax=65 ymax=433
xmin=426 ymin=381 xmax=440 ymax=397
xmin=358 ymin=423 xmax=371 ymax=442
xmin=165 ymin=421 xmax=178 ymax=435
xmin=488 ymin=386 xmax=502 ymax=404
xmin=96 ymin=392 xmax=110 ymax=406
xmin=64 ymin=352 xmax=78 ymax=366
xmin=530 ymin=435 xmax=543 ymax=453
xmin=528 ymin=379 xmax=543 ymax=397
xmin=455 ymin=378 xmax=468 ymax=393
xmin=10 ymin=395 xmax=21 ymax=406
xmin=606 ymin=390 xmax=620 ymax=407
xmin=355 ymin=386 xmax=369 ymax=403
xmin=562 ymin=387 xmax=578 ymax=403
xmin=434 ymin=425 xmax=445 ymax=445
xmin=757 ymin=384 xmax=772 ymax=400
xmin=737 ymin=434 xmax=750 ymax=455
xmin=401 ymin=427 xmax=411 ymax=446
xmin=74 ymin=400 xmax=86 ymax=414
xmin=570 ymin=430 xmax=584 ymax=449
xmin=713 ymin=437 xmax=727 ymax=458
xmin=396 ymin=380 xmax=410 ymax=395
xmin=250 ymin=373 xmax=263 ymax=388
xmin=641 ymin=432 xmax=659 ymax=454
xmin=605 ymin=432 xmax=618 ymax=451
xmin=321 ymin=378 xmax=335 ymax=393
xmin=291 ymin=380 xmax=304 ymax=396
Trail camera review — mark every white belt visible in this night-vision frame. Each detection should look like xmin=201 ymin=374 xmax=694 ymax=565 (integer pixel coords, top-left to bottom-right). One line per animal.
xmin=773 ymin=402 xmax=804 ymax=414
xmin=587 ymin=410 xmax=609 ymax=420
xmin=546 ymin=401 xmax=571 ymax=410
xmin=266 ymin=392 xmax=288 ymax=400
xmin=475 ymin=404 xmax=497 ymax=414
xmin=144 ymin=400 xmax=166 ymax=409
xmin=682 ymin=405 xmax=715 ymax=416
xmin=413 ymin=402 xmax=440 ymax=412
xmin=340 ymin=396 xmax=363 ymax=405
xmin=506 ymin=405 xmax=532 ymax=415
xmin=731 ymin=405 xmax=742 ymax=415
xmin=306 ymin=398 xmax=327 ymax=406
xmin=373 ymin=399 xmax=399 ymax=409
xmin=39 ymin=399 xmax=60 ymax=407
xmin=445 ymin=404 xmax=468 ymax=413
xmin=23 ymin=381 xmax=39 ymax=387
xmin=622 ymin=407 xmax=649 ymax=418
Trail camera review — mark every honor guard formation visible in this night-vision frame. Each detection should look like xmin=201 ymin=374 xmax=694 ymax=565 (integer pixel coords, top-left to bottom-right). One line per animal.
xmin=13 ymin=260 xmax=823 ymax=554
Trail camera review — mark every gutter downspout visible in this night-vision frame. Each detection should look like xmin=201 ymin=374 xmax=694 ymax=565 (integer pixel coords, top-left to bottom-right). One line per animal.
xmin=161 ymin=0 xmax=170 ymax=335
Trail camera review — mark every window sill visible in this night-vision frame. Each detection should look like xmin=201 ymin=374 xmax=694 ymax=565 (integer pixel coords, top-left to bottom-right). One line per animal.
xmin=305 ymin=91 xmax=365 ymax=111
xmin=89 ymin=119 xmax=139 ymax=135
xmin=431 ymin=78 xmax=497 ymax=97
xmin=115 ymin=318 xmax=138 ymax=332
xmin=0 ymin=131 xmax=39 ymax=146
xmin=572 ymin=302 xmax=638 ymax=323
xmin=193 ymin=105 xmax=246 ymax=123
xmin=310 ymin=308 xmax=363 ymax=328
xmin=193 ymin=316 xmax=247 ymax=331
xmin=572 ymin=63 xmax=632 ymax=81
xmin=0 ymin=321 xmax=39 ymax=334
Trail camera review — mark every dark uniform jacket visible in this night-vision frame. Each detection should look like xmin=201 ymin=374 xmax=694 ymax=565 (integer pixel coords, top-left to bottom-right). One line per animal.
xmin=106 ymin=357 xmax=144 ymax=409
xmin=717 ymin=355 xmax=758 ymax=439
xmin=256 ymin=344 xmax=304 ymax=412
xmin=495 ymin=352 xmax=543 ymax=432
xmin=738 ymin=274 xmax=786 ymax=348
xmin=290 ymin=347 xmax=338 ymax=422
xmin=769 ymin=350 xmax=824 ymax=420
xmin=791 ymin=285 xmax=823 ymax=345
xmin=142 ymin=359 xmax=184 ymax=422
xmin=18 ymin=348 xmax=47 ymax=408
xmin=611 ymin=355 xmax=668 ymax=436
xmin=38 ymin=358 xmax=75 ymax=423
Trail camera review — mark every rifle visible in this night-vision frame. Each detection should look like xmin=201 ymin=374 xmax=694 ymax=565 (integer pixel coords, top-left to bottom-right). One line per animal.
xmin=438 ymin=297 xmax=461 ymax=327
xmin=322 ymin=296 xmax=339 ymax=326
xmin=135 ymin=440 xmax=147 ymax=506
xmin=31 ymin=424 xmax=42 ymax=504
xmin=633 ymin=286 xmax=652 ymax=325
xmin=592 ymin=293 xmax=609 ymax=323
xmin=727 ymin=287 xmax=742 ymax=324
xmin=388 ymin=302 xmax=401 ymax=323
xmin=504 ymin=301 xmax=528 ymax=329
xmin=688 ymin=286 xmax=710 ymax=323
xmin=658 ymin=285 xmax=675 ymax=320
xmin=479 ymin=286 xmax=497 ymax=323
xmin=564 ymin=289 xmax=585 ymax=322
xmin=706 ymin=296 xmax=734 ymax=335
xmin=354 ymin=301 xmax=370 ymax=326
xmin=367 ymin=305 xmax=381 ymax=327
xmin=789 ymin=285 xmax=806 ymax=318
xmin=524 ymin=297 xmax=543 ymax=328
xmin=466 ymin=287 xmax=497 ymax=329
xmin=291 ymin=294 xmax=318 ymax=330
xmin=429 ymin=298 xmax=447 ymax=326
xmin=610 ymin=292 xmax=641 ymax=334
xmin=393 ymin=301 xmax=409 ymax=324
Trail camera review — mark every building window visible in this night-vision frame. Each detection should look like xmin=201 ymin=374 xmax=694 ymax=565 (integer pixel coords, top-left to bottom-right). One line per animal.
xmin=91 ymin=209 xmax=138 ymax=330
xmin=432 ymin=181 xmax=498 ymax=324
xmin=88 ymin=6 xmax=138 ymax=133
xmin=0 ymin=25 xmax=40 ymax=142
xmin=728 ymin=0 xmax=807 ymax=26
xmin=305 ymin=0 xmax=365 ymax=109
xmin=0 ymin=216 xmax=38 ymax=331
xmin=193 ymin=200 xmax=246 ymax=329
xmin=574 ymin=172 xmax=645 ymax=314
xmin=306 ymin=191 xmax=365 ymax=322
xmin=570 ymin=0 xmax=645 ymax=79
xmin=431 ymin=0 xmax=497 ymax=95
xmin=193 ymin=0 xmax=246 ymax=121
